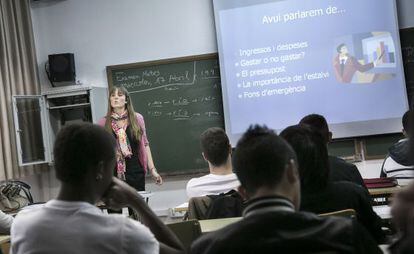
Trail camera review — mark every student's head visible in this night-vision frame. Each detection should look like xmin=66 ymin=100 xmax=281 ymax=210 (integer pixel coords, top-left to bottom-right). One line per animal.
xmin=280 ymin=125 xmax=329 ymax=193
xmin=299 ymin=114 xmax=332 ymax=144
xmin=233 ymin=125 xmax=300 ymax=208
xmin=200 ymin=127 xmax=231 ymax=167
xmin=402 ymin=110 xmax=413 ymax=137
xmin=337 ymin=43 xmax=348 ymax=54
xmin=105 ymin=86 xmax=142 ymax=140
xmin=54 ymin=123 xmax=116 ymax=199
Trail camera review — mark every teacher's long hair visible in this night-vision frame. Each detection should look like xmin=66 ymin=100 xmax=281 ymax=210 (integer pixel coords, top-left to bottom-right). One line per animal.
xmin=104 ymin=86 xmax=142 ymax=141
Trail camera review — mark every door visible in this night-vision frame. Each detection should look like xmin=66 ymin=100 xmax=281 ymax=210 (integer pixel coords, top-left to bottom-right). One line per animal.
xmin=12 ymin=95 xmax=51 ymax=166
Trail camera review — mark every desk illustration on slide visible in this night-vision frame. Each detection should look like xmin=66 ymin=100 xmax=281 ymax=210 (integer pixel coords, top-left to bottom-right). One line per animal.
xmin=333 ymin=32 xmax=397 ymax=84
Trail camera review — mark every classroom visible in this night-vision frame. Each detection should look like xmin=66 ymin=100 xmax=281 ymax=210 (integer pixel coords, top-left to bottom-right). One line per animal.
xmin=1 ymin=0 xmax=414 ymax=253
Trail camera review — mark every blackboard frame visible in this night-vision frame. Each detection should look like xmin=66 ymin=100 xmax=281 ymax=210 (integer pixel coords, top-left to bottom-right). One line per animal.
xmin=106 ymin=53 xmax=219 ymax=87
xmin=106 ymin=53 xmax=223 ymax=176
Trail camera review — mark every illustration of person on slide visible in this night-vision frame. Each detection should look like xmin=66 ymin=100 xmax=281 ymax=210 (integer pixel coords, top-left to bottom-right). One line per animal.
xmin=333 ymin=43 xmax=383 ymax=83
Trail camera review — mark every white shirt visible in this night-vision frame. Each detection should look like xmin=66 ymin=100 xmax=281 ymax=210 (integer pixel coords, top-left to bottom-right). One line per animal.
xmin=186 ymin=173 xmax=240 ymax=198
xmin=11 ymin=200 xmax=158 ymax=254
xmin=339 ymin=55 xmax=348 ymax=65
xmin=383 ymin=158 xmax=414 ymax=186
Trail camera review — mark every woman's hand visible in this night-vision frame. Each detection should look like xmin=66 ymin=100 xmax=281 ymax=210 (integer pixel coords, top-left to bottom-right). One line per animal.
xmin=151 ymin=169 xmax=163 ymax=185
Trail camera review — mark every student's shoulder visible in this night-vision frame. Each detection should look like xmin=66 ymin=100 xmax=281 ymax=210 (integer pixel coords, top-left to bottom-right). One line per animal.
xmin=109 ymin=214 xmax=157 ymax=242
xmin=14 ymin=205 xmax=45 ymax=221
xmin=187 ymin=174 xmax=211 ymax=185
xmin=330 ymin=181 xmax=366 ymax=196
xmin=12 ymin=205 xmax=48 ymax=234
xmin=329 ymin=155 xmax=356 ymax=168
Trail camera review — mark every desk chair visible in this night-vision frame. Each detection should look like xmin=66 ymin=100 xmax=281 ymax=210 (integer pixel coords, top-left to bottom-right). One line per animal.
xmin=166 ymin=219 xmax=201 ymax=252
xmin=187 ymin=196 xmax=212 ymax=220
xmin=198 ymin=217 xmax=242 ymax=233
xmin=318 ymin=209 xmax=356 ymax=219
xmin=0 ymin=235 xmax=11 ymax=254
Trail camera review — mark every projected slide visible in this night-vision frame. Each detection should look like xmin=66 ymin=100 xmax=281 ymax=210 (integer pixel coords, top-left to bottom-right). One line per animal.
xmin=213 ymin=0 xmax=408 ymax=143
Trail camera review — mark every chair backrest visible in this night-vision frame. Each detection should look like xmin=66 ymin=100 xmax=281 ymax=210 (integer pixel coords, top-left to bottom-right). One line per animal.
xmin=206 ymin=190 xmax=244 ymax=219
xmin=318 ymin=209 xmax=356 ymax=219
xmin=166 ymin=219 xmax=202 ymax=252
xmin=199 ymin=217 xmax=242 ymax=233
xmin=187 ymin=196 xmax=212 ymax=220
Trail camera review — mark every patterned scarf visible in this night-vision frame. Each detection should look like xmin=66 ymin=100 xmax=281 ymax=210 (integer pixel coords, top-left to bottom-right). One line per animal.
xmin=111 ymin=110 xmax=132 ymax=180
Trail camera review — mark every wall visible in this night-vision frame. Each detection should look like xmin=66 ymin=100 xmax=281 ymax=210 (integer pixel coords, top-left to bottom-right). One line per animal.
xmin=31 ymin=0 xmax=217 ymax=89
xmin=28 ymin=0 xmax=413 ymax=214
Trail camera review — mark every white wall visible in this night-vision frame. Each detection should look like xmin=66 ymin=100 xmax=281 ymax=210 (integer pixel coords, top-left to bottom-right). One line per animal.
xmin=31 ymin=0 xmax=217 ymax=89
xmin=28 ymin=0 xmax=412 ymax=214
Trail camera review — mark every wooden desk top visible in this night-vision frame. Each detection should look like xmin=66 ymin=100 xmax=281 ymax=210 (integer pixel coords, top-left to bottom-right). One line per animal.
xmin=199 ymin=217 xmax=242 ymax=233
xmin=368 ymin=186 xmax=401 ymax=196
xmin=0 ymin=235 xmax=10 ymax=244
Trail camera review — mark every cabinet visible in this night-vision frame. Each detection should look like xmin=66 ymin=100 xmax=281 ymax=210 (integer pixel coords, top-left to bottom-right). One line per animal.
xmin=12 ymin=85 xmax=108 ymax=166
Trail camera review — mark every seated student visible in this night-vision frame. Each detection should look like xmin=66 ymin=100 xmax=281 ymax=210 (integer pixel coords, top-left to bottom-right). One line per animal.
xmin=186 ymin=127 xmax=240 ymax=198
xmin=280 ymin=125 xmax=385 ymax=243
xmin=390 ymin=181 xmax=414 ymax=253
xmin=191 ymin=125 xmax=381 ymax=254
xmin=299 ymin=114 xmax=366 ymax=189
xmin=11 ymin=123 xmax=184 ymax=254
xmin=381 ymin=110 xmax=414 ymax=185
xmin=389 ymin=114 xmax=414 ymax=253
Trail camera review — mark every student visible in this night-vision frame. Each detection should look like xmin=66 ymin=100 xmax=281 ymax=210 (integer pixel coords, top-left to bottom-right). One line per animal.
xmin=381 ymin=110 xmax=414 ymax=185
xmin=280 ymin=125 xmax=384 ymax=243
xmin=186 ymin=127 xmax=240 ymax=198
xmin=390 ymin=182 xmax=414 ymax=253
xmin=389 ymin=116 xmax=414 ymax=253
xmin=191 ymin=125 xmax=381 ymax=254
xmin=11 ymin=123 xmax=184 ymax=254
xmin=299 ymin=114 xmax=366 ymax=189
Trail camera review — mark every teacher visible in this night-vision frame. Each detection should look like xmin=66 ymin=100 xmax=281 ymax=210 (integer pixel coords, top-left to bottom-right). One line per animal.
xmin=99 ymin=86 xmax=162 ymax=191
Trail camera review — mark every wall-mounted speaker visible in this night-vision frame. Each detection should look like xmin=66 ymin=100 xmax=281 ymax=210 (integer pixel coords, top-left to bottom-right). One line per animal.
xmin=48 ymin=53 xmax=76 ymax=82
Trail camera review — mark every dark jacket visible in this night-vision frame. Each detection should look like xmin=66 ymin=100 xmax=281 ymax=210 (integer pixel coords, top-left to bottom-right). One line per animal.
xmin=301 ymin=181 xmax=385 ymax=243
xmin=380 ymin=139 xmax=414 ymax=183
xmin=191 ymin=196 xmax=381 ymax=254
xmin=329 ymin=156 xmax=366 ymax=189
xmin=388 ymin=139 xmax=412 ymax=166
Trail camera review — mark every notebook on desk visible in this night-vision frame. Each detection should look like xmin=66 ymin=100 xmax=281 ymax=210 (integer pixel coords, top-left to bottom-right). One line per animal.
xmin=364 ymin=178 xmax=398 ymax=188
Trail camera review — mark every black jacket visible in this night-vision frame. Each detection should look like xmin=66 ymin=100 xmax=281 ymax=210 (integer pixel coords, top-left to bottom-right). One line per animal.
xmin=191 ymin=196 xmax=381 ymax=254
xmin=301 ymin=181 xmax=385 ymax=243
xmin=388 ymin=139 xmax=412 ymax=166
xmin=329 ymin=156 xmax=366 ymax=189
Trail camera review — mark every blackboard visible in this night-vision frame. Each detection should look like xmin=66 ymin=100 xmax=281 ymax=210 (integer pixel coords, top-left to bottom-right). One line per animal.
xmin=328 ymin=139 xmax=360 ymax=161
xmin=363 ymin=133 xmax=404 ymax=160
xmin=327 ymin=133 xmax=404 ymax=162
xmin=106 ymin=54 xmax=224 ymax=175
xmin=400 ymin=27 xmax=414 ymax=108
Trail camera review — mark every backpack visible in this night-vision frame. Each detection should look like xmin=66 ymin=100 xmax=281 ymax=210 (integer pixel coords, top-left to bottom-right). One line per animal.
xmin=205 ymin=190 xmax=244 ymax=219
xmin=0 ymin=181 xmax=34 ymax=213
